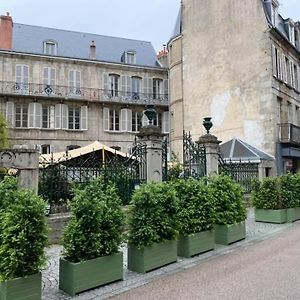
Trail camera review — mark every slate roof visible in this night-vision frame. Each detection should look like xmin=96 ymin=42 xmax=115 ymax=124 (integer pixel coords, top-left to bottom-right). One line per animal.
xmin=220 ymin=138 xmax=274 ymax=162
xmin=11 ymin=23 xmax=162 ymax=68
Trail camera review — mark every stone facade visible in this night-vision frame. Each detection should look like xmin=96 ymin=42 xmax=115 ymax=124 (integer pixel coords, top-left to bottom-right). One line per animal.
xmin=169 ymin=0 xmax=300 ymax=174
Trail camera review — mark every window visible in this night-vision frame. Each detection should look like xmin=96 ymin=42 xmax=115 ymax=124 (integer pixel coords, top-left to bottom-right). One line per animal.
xmin=15 ymin=104 xmax=28 ymax=128
xmin=109 ymin=74 xmax=119 ymax=97
xmin=15 ymin=65 xmax=29 ymax=93
xmin=42 ymin=105 xmax=55 ymax=129
xmin=132 ymin=111 xmax=142 ymax=132
xmin=43 ymin=68 xmax=56 ymax=95
xmin=153 ymin=79 xmax=163 ymax=99
xmin=285 ymin=57 xmax=291 ymax=85
xmin=66 ymin=145 xmax=80 ymax=151
xmin=104 ymin=108 xmax=133 ymax=132
xmin=125 ymin=51 xmax=136 ymax=64
xmin=142 ymin=112 xmax=162 ymax=127
xmin=41 ymin=144 xmax=51 ymax=155
xmin=271 ymin=0 xmax=279 ymax=26
xmin=132 ymin=77 xmax=142 ymax=99
xmin=69 ymin=70 xmax=81 ymax=96
xmin=43 ymin=41 xmax=57 ymax=55
xmin=68 ymin=107 xmax=80 ymax=130
xmin=109 ymin=109 xmax=120 ymax=131
xmin=293 ymin=64 xmax=298 ymax=90
xmin=289 ymin=24 xmax=295 ymax=46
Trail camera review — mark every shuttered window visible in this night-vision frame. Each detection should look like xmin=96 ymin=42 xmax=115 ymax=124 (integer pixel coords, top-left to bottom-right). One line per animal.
xmin=15 ymin=65 xmax=29 ymax=93
xmin=6 ymin=102 xmax=15 ymax=127
xmin=69 ymin=70 xmax=81 ymax=96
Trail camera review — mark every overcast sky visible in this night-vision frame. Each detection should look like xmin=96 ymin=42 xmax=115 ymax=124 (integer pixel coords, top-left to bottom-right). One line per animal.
xmin=0 ymin=0 xmax=299 ymax=52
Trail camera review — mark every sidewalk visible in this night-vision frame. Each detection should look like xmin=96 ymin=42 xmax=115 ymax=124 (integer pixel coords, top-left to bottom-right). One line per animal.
xmin=42 ymin=209 xmax=293 ymax=300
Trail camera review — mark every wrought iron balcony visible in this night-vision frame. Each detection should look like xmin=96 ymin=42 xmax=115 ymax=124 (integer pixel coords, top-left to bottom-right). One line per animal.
xmin=278 ymin=123 xmax=300 ymax=145
xmin=0 ymin=81 xmax=169 ymax=106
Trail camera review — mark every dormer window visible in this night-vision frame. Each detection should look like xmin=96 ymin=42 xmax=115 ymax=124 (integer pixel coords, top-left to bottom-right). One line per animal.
xmin=271 ymin=0 xmax=279 ymax=26
xmin=122 ymin=51 xmax=136 ymax=64
xmin=43 ymin=40 xmax=58 ymax=55
xmin=289 ymin=22 xmax=295 ymax=46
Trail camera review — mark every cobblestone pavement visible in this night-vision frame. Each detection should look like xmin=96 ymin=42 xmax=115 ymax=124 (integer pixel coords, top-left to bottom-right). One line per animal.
xmin=42 ymin=209 xmax=292 ymax=300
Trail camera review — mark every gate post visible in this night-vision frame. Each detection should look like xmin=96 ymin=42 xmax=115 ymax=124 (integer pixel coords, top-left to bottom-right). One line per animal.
xmin=137 ymin=125 xmax=164 ymax=183
xmin=197 ymin=118 xmax=221 ymax=177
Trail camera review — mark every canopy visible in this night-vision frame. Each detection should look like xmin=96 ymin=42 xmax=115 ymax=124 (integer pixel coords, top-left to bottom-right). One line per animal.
xmin=39 ymin=141 xmax=129 ymax=167
xmin=220 ymin=138 xmax=274 ymax=163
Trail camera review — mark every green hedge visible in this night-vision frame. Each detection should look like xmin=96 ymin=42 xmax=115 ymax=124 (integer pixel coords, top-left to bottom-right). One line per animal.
xmin=173 ymin=178 xmax=215 ymax=235
xmin=62 ymin=177 xmax=124 ymax=263
xmin=128 ymin=182 xmax=179 ymax=248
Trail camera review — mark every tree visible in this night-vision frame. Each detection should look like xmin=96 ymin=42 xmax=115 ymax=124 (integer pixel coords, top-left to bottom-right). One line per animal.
xmin=0 ymin=113 xmax=9 ymax=149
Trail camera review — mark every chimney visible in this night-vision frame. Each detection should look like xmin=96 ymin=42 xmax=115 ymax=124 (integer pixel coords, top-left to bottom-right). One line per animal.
xmin=0 ymin=12 xmax=13 ymax=50
xmin=90 ymin=40 xmax=96 ymax=60
xmin=157 ymin=45 xmax=168 ymax=68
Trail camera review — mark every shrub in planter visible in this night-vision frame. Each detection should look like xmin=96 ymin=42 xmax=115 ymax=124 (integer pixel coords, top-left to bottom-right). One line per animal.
xmin=209 ymin=174 xmax=247 ymax=245
xmin=0 ymin=177 xmax=48 ymax=300
xmin=127 ymin=182 xmax=179 ymax=273
xmin=173 ymin=178 xmax=215 ymax=257
xmin=59 ymin=177 xmax=124 ymax=296
xmin=251 ymin=177 xmax=287 ymax=223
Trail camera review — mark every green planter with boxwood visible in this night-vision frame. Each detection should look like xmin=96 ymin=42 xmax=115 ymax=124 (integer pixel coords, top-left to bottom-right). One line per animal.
xmin=173 ymin=179 xmax=215 ymax=257
xmin=252 ymin=177 xmax=287 ymax=224
xmin=0 ymin=177 xmax=48 ymax=300
xmin=209 ymin=174 xmax=247 ymax=245
xmin=127 ymin=182 xmax=179 ymax=273
xmin=59 ymin=178 xmax=124 ymax=296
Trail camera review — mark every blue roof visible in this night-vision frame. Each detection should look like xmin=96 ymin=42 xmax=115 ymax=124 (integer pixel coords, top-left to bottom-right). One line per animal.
xmin=12 ymin=23 xmax=162 ymax=68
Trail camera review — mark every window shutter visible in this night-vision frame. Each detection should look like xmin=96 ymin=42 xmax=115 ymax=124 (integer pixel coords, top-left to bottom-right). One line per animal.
xmin=143 ymin=77 xmax=148 ymax=95
xmin=142 ymin=113 xmax=148 ymax=127
xmin=50 ymin=145 xmax=55 ymax=153
xmin=127 ymin=109 xmax=132 ymax=132
xmin=6 ymin=102 xmax=14 ymax=127
xmin=80 ymin=106 xmax=88 ymax=130
xmin=34 ymin=103 xmax=42 ymax=128
xmin=23 ymin=66 xmax=29 ymax=85
xmin=28 ymin=103 xmax=35 ymax=128
xmin=35 ymin=144 xmax=42 ymax=154
xmin=61 ymin=104 xmax=68 ymax=129
xmin=69 ymin=70 xmax=74 ymax=87
xmin=121 ymin=109 xmax=127 ymax=131
xmin=271 ymin=45 xmax=277 ymax=77
xmin=126 ymin=76 xmax=132 ymax=93
xmin=75 ymin=71 xmax=80 ymax=88
xmin=50 ymin=68 xmax=56 ymax=86
xmin=282 ymin=54 xmax=287 ymax=83
xmin=55 ymin=104 xmax=61 ymax=129
xmin=43 ymin=68 xmax=49 ymax=85
xmin=103 ymin=73 xmax=109 ymax=91
xmin=277 ymin=51 xmax=282 ymax=80
xmin=290 ymin=61 xmax=294 ymax=87
xmin=162 ymin=111 xmax=170 ymax=133
xmin=50 ymin=106 xmax=55 ymax=129
xmin=163 ymin=79 xmax=169 ymax=98
xmin=298 ymin=67 xmax=300 ymax=92
xmin=121 ymin=75 xmax=126 ymax=93
xmin=16 ymin=65 xmax=22 ymax=83
xmin=103 ymin=107 xmax=109 ymax=131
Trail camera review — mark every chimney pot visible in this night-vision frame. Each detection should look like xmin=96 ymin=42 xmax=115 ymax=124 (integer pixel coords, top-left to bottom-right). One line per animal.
xmin=90 ymin=40 xmax=96 ymax=60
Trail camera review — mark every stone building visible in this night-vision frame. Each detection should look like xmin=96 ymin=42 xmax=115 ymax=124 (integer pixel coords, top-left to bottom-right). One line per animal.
xmin=168 ymin=0 xmax=300 ymax=174
xmin=0 ymin=13 xmax=169 ymax=154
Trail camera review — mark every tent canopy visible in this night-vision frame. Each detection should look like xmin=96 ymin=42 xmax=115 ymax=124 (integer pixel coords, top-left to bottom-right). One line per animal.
xmin=39 ymin=141 xmax=129 ymax=167
xmin=220 ymin=138 xmax=274 ymax=163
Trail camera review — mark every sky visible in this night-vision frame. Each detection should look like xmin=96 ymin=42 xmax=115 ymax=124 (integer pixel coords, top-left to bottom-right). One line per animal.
xmin=0 ymin=0 xmax=299 ymax=52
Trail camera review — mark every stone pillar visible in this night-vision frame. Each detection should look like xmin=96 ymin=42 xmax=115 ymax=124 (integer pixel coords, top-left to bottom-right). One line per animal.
xmin=0 ymin=149 xmax=39 ymax=193
xmin=137 ymin=125 xmax=164 ymax=183
xmin=197 ymin=133 xmax=221 ymax=177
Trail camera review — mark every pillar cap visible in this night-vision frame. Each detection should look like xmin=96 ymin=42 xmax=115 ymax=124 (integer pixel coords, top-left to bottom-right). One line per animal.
xmin=137 ymin=125 xmax=165 ymax=139
xmin=197 ymin=133 xmax=221 ymax=145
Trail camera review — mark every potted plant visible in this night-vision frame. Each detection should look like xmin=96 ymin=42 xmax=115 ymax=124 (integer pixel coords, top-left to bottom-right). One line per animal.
xmin=59 ymin=178 xmax=124 ymax=296
xmin=252 ymin=177 xmax=287 ymax=223
xmin=127 ymin=182 xmax=179 ymax=273
xmin=0 ymin=177 xmax=48 ymax=300
xmin=209 ymin=174 xmax=247 ymax=245
xmin=173 ymin=178 xmax=215 ymax=257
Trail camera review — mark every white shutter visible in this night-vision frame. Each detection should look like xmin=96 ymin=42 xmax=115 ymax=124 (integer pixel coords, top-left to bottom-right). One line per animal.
xmin=103 ymin=73 xmax=108 ymax=91
xmin=6 ymin=102 xmax=14 ymax=127
xmin=69 ymin=70 xmax=74 ymax=87
xmin=282 ymin=54 xmax=287 ymax=83
xmin=35 ymin=144 xmax=42 ymax=154
xmin=141 ymin=113 xmax=148 ymax=127
xmin=290 ymin=61 xmax=295 ymax=87
xmin=80 ymin=106 xmax=88 ymax=130
xmin=121 ymin=109 xmax=127 ymax=132
xmin=43 ymin=68 xmax=49 ymax=85
xmin=34 ymin=103 xmax=42 ymax=128
xmin=16 ymin=65 xmax=22 ymax=83
xmin=163 ymin=79 xmax=169 ymax=98
xmin=271 ymin=45 xmax=277 ymax=77
xmin=50 ymin=68 xmax=56 ymax=86
xmin=127 ymin=109 xmax=132 ymax=132
xmin=277 ymin=51 xmax=282 ymax=80
xmin=61 ymin=104 xmax=68 ymax=129
xmin=298 ymin=67 xmax=300 ymax=92
xmin=103 ymin=107 xmax=109 ymax=131
xmin=76 ymin=71 xmax=81 ymax=88
xmin=28 ymin=103 xmax=35 ymax=128
xmin=126 ymin=76 xmax=131 ymax=93
xmin=162 ymin=111 xmax=170 ymax=133
xmin=50 ymin=145 xmax=55 ymax=153
xmin=121 ymin=75 xmax=126 ymax=93
xmin=23 ymin=65 xmax=29 ymax=86
xmin=55 ymin=104 xmax=61 ymax=129
xmin=49 ymin=106 xmax=55 ymax=129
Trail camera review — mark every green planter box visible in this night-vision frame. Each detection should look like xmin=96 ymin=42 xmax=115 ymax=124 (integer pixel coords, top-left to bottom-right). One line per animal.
xmin=0 ymin=273 xmax=41 ymax=300
xmin=215 ymin=221 xmax=246 ymax=245
xmin=59 ymin=252 xmax=123 ymax=297
xmin=287 ymin=208 xmax=298 ymax=223
xmin=255 ymin=208 xmax=287 ymax=224
xmin=128 ymin=239 xmax=177 ymax=273
xmin=177 ymin=230 xmax=215 ymax=258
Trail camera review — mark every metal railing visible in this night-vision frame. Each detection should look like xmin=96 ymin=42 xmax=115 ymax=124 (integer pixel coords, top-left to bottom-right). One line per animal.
xmin=0 ymin=81 xmax=169 ymax=106
xmin=278 ymin=123 xmax=300 ymax=145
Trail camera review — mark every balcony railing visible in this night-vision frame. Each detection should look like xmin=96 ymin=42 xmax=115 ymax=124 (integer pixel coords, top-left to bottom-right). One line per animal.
xmin=278 ymin=123 xmax=300 ymax=145
xmin=0 ymin=81 xmax=169 ymax=106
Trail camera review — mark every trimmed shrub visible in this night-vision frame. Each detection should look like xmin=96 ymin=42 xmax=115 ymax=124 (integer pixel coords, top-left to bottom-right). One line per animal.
xmin=173 ymin=178 xmax=215 ymax=235
xmin=0 ymin=177 xmax=48 ymax=281
xmin=251 ymin=177 xmax=284 ymax=210
xmin=128 ymin=182 xmax=179 ymax=248
xmin=62 ymin=177 xmax=124 ymax=263
xmin=280 ymin=173 xmax=298 ymax=208
xmin=209 ymin=174 xmax=246 ymax=225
